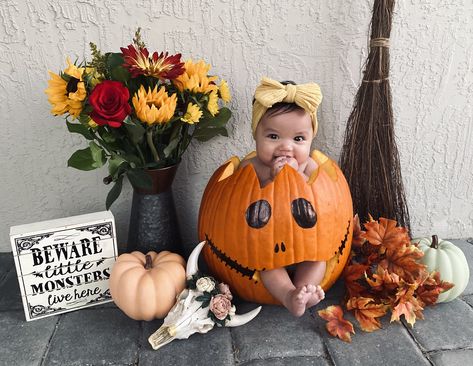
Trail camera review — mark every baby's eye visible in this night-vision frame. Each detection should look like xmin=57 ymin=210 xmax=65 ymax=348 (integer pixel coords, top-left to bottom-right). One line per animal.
xmin=267 ymin=134 xmax=279 ymax=140
xmin=294 ymin=136 xmax=305 ymax=142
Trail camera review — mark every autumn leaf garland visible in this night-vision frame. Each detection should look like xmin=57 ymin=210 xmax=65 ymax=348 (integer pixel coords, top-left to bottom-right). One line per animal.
xmin=319 ymin=215 xmax=454 ymax=342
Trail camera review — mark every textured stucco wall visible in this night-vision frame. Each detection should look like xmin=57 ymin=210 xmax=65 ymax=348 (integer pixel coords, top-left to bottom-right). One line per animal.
xmin=1 ymin=0 xmax=472 ymax=252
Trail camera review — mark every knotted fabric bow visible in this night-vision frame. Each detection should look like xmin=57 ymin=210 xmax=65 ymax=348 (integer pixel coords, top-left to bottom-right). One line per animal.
xmin=251 ymin=77 xmax=323 ymax=137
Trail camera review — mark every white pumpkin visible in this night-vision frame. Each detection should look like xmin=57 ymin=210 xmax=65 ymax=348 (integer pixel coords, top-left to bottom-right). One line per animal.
xmin=413 ymin=235 xmax=469 ymax=303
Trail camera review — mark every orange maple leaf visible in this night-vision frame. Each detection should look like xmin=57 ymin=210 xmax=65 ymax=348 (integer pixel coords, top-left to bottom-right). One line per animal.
xmin=343 ymin=263 xmax=368 ymax=297
xmin=391 ymin=281 xmax=424 ymax=327
xmin=364 ymin=217 xmax=410 ymax=250
xmin=352 ymin=214 xmax=366 ymax=248
xmin=416 ymin=271 xmax=455 ymax=306
xmin=365 ymin=265 xmax=400 ymax=292
xmin=381 ymin=244 xmax=426 ymax=283
xmin=346 ymin=297 xmax=389 ymax=332
xmin=318 ymin=305 xmax=355 ymax=343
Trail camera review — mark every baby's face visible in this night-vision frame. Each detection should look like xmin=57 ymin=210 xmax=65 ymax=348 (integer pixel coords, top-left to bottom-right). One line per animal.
xmin=254 ymin=109 xmax=313 ymax=167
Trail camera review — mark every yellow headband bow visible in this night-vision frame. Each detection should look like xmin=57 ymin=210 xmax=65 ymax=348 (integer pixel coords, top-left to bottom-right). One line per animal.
xmin=251 ymin=77 xmax=323 ymax=137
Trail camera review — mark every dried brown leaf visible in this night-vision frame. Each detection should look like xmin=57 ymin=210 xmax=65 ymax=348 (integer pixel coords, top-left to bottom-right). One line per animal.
xmin=318 ymin=305 xmax=355 ymax=343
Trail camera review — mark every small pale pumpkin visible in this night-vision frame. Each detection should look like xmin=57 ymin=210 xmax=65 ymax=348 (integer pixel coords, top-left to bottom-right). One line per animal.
xmin=110 ymin=250 xmax=186 ymax=320
xmin=414 ymin=235 xmax=470 ymax=303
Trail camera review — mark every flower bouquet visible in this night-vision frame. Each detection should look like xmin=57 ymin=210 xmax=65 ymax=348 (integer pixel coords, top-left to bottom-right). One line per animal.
xmin=45 ymin=29 xmax=231 ymax=208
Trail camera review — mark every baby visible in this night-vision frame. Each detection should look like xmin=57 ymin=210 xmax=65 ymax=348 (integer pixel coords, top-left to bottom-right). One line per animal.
xmin=240 ymin=77 xmax=326 ymax=317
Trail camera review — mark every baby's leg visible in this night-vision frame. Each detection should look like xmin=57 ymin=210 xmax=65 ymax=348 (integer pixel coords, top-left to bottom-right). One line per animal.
xmin=293 ymin=261 xmax=326 ymax=308
xmin=260 ymin=267 xmax=312 ymax=317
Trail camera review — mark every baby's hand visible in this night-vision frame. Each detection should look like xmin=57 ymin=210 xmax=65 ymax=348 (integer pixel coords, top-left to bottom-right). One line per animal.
xmin=270 ymin=156 xmax=299 ymax=179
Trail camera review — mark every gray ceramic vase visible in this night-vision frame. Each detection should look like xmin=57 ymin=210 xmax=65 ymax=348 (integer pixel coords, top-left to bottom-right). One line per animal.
xmin=127 ymin=165 xmax=182 ymax=254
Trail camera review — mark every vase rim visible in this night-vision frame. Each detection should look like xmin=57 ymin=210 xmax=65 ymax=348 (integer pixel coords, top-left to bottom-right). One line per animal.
xmin=134 ymin=164 xmax=179 ymax=195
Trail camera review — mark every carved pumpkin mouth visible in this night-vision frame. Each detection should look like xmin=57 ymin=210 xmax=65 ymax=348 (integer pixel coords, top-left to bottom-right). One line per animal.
xmin=205 ymin=234 xmax=259 ymax=281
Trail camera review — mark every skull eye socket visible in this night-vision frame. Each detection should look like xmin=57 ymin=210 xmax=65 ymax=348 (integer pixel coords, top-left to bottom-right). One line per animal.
xmin=245 ymin=200 xmax=272 ymax=228
xmin=291 ymin=198 xmax=317 ymax=228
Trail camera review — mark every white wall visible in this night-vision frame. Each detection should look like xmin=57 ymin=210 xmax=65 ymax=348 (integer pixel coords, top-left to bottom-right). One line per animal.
xmin=1 ymin=0 xmax=472 ymax=252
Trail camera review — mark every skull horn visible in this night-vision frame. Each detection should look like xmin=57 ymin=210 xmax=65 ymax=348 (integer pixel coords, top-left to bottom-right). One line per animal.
xmin=186 ymin=240 xmax=206 ymax=277
xmin=186 ymin=241 xmax=262 ymax=328
xmin=226 ymin=306 xmax=262 ymax=327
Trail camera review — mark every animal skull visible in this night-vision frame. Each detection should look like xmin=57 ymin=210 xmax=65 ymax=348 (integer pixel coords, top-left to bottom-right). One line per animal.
xmin=148 ymin=241 xmax=262 ymax=350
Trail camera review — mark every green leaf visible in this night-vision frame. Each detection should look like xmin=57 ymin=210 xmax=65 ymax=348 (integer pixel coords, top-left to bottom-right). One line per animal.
xmin=111 ymin=66 xmax=130 ymax=83
xmin=66 ymin=121 xmax=93 ymax=140
xmin=67 ymin=147 xmax=97 ymax=171
xmin=106 ymin=53 xmax=125 ymax=71
xmin=106 ymin=53 xmax=130 ymax=82
xmin=89 ymin=141 xmax=106 ymax=168
xmin=193 ymin=126 xmax=228 ymax=142
xmin=124 ymin=117 xmax=146 ymax=144
xmin=108 ymin=155 xmax=128 ymax=178
xmin=163 ymin=135 xmax=180 ymax=158
xmin=106 ymin=176 xmax=123 ymax=210
xmin=127 ymin=169 xmax=153 ymax=190
xmin=100 ymin=129 xmax=116 ymax=144
xmin=198 ymin=107 xmax=232 ymax=129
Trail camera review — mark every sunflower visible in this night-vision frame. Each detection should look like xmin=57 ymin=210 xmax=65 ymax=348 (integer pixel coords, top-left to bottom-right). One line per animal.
xmin=218 ymin=79 xmax=231 ymax=103
xmin=181 ymin=103 xmax=203 ymax=124
xmin=173 ymin=59 xmax=218 ymax=94
xmin=207 ymin=90 xmax=219 ymax=116
xmin=132 ymin=85 xmax=177 ymax=125
xmin=45 ymin=58 xmax=87 ymax=118
xmin=120 ymin=45 xmax=185 ymax=80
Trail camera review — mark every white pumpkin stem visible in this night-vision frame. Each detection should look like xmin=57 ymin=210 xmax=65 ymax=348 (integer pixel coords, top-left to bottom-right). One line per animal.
xmin=431 ymin=235 xmax=439 ymax=249
xmin=145 ymin=254 xmax=153 ymax=269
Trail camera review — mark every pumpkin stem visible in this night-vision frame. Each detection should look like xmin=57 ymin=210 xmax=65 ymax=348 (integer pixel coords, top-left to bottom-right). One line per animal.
xmin=145 ymin=254 xmax=153 ymax=269
xmin=431 ymin=235 xmax=439 ymax=249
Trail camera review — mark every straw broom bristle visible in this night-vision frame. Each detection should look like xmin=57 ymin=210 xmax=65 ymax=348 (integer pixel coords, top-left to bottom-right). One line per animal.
xmin=339 ymin=0 xmax=411 ymax=232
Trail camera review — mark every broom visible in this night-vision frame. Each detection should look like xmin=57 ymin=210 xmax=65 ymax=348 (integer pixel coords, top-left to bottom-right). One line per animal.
xmin=339 ymin=0 xmax=411 ymax=232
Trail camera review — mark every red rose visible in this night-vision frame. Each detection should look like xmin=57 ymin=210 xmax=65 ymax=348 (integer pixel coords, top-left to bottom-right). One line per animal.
xmin=89 ymin=80 xmax=131 ymax=128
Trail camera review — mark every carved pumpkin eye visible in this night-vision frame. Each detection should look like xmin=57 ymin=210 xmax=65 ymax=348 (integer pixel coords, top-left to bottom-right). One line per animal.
xmin=291 ymin=198 xmax=317 ymax=228
xmin=245 ymin=200 xmax=272 ymax=228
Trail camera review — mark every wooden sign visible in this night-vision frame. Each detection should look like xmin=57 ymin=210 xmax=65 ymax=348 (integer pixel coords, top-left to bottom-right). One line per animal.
xmin=10 ymin=211 xmax=118 ymax=321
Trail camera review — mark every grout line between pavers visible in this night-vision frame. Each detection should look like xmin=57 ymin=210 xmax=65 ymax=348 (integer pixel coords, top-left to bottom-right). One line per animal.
xmin=400 ymin=320 xmax=434 ymax=366
xmin=426 ymin=346 xmax=473 ymax=355
xmin=39 ymin=314 xmax=62 ymax=366
xmin=0 ymin=267 xmax=13 ymax=287
xmin=134 ymin=321 xmax=143 ymax=366
xmin=228 ymin=327 xmax=239 ymax=365
xmin=238 ymin=355 xmax=332 ymax=366
xmin=320 ymin=338 xmax=336 ymax=366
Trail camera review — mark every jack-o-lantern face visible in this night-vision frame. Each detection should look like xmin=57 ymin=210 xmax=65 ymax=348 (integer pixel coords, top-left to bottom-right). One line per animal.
xmin=198 ymin=150 xmax=353 ymax=304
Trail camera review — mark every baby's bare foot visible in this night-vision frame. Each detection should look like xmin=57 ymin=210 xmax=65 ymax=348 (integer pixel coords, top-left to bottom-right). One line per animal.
xmin=306 ymin=285 xmax=325 ymax=308
xmin=284 ymin=286 xmax=312 ymax=317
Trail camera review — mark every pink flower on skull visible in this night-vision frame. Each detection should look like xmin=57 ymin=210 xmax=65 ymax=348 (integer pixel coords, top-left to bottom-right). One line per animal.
xmin=210 ymin=294 xmax=232 ymax=320
xmin=218 ymin=283 xmax=233 ymax=300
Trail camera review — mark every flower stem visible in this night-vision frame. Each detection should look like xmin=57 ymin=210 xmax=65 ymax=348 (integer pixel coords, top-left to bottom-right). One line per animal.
xmin=135 ymin=144 xmax=146 ymax=166
xmin=147 ymin=128 xmax=160 ymax=162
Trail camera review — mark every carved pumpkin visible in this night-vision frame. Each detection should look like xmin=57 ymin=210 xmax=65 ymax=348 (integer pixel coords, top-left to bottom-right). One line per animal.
xmin=198 ymin=150 xmax=353 ymax=304
xmin=110 ymin=251 xmax=186 ymax=320
xmin=414 ymin=235 xmax=470 ymax=303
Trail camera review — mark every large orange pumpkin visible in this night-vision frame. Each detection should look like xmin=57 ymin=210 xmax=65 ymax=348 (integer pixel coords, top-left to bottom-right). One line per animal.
xmin=109 ymin=251 xmax=186 ymax=320
xmin=198 ymin=150 xmax=353 ymax=304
